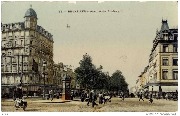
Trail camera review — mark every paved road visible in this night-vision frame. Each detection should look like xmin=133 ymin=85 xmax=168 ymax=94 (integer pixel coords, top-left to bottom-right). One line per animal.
xmin=1 ymin=97 xmax=178 ymax=112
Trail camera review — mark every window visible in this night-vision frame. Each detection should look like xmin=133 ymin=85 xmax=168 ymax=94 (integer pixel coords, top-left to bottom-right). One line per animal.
xmin=8 ymin=52 xmax=11 ymax=56
xmin=174 ymin=34 xmax=178 ymax=41
xmin=14 ymin=41 xmax=16 ymax=47
xmin=23 ymin=65 xmax=27 ymax=71
xmin=12 ymin=57 xmax=16 ymax=63
xmin=169 ymin=35 xmax=173 ymax=40
xmin=13 ymin=65 xmax=17 ymax=72
xmin=162 ymin=58 xmax=168 ymax=66
xmin=7 ymin=77 xmax=10 ymax=84
xmin=25 ymin=48 xmax=29 ymax=53
xmin=173 ymin=70 xmax=178 ymax=80
xmin=21 ymin=40 xmax=23 ymax=45
xmin=173 ymin=59 xmax=178 ymax=66
xmin=30 ymin=49 xmax=32 ymax=55
xmin=1 ymin=66 xmax=4 ymax=72
xmin=163 ymin=45 xmax=168 ymax=52
xmin=8 ymin=32 xmax=12 ymax=37
xmin=164 ymin=34 xmax=168 ymax=40
xmin=30 ymin=40 xmax=32 ymax=45
xmin=162 ymin=70 xmax=168 ymax=80
xmin=173 ymin=44 xmax=178 ymax=52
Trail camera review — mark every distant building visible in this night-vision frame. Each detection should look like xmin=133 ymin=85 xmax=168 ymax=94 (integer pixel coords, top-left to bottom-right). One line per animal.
xmin=137 ymin=66 xmax=149 ymax=93
xmin=53 ymin=62 xmax=76 ymax=91
xmin=138 ymin=20 xmax=178 ymax=94
xmin=1 ymin=7 xmax=54 ymax=97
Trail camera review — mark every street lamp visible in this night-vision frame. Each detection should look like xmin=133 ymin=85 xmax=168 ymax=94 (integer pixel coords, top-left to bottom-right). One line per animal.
xmin=43 ymin=60 xmax=47 ymax=99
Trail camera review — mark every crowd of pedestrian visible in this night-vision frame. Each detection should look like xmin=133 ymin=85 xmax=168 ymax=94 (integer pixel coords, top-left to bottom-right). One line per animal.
xmin=75 ymin=90 xmax=112 ymax=107
xmin=136 ymin=90 xmax=178 ymax=103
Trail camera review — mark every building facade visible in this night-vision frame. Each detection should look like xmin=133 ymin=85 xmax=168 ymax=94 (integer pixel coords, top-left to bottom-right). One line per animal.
xmin=1 ymin=8 xmax=54 ymax=96
xmin=138 ymin=20 xmax=178 ymax=94
xmin=53 ymin=62 xmax=76 ymax=92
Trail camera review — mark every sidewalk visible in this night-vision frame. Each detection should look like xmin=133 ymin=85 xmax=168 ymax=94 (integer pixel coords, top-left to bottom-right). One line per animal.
xmin=1 ymin=97 xmax=81 ymax=104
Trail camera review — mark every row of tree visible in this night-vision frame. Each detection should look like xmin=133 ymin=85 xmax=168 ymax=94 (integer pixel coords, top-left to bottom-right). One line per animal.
xmin=74 ymin=53 xmax=128 ymax=92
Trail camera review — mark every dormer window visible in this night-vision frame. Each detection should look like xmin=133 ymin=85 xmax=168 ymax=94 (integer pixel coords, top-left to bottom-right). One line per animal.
xmin=163 ymin=33 xmax=168 ymax=40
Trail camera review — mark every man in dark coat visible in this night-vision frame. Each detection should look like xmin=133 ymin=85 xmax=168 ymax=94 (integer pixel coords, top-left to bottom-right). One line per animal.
xmin=91 ymin=90 xmax=98 ymax=107
xmin=139 ymin=92 xmax=144 ymax=101
xmin=13 ymin=88 xmax=17 ymax=101
xmin=16 ymin=86 xmax=23 ymax=99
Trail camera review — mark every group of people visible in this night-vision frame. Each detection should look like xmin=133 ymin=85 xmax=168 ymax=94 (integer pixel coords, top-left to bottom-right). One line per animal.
xmin=137 ymin=91 xmax=178 ymax=103
xmin=79 ymin=90 xmax=112 ymax=107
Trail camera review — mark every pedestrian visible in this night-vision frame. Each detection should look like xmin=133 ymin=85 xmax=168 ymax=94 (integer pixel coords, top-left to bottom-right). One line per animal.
xmin=149 ymin=93 xmax=153 ymax=103
xmin=139 ymin=92 xmax=144 ymax=101
xmin=98 ymin=92 xmax=103 ymax=104
xmin=85 ymin=91 xmax=89 ymax=102
xmin=92 ymin=90 xmax=98 ymax=107
xmin=71 ymin=91 xmax=74 ymax=100
xmin=16 ymin=85 xmax=23 ymax=99
xmin=87 ymin=91 xmax=92 ymax=106
xmin=56 ymin=92 xmax=60 ymax=99
xmin=80 ymin=91 xmax=85 ymax=102
xmin=165 ymin=93 xmax=168 ymax=100
xmin=13 ymin=88 xmax=17 ymax=101
xmin=74 ymin=91 xmax=77 ymax=98
xmin=157 ymin=92 xmax=160 ymax=100
xmin=49 ymin=90 xmax=53 ymax=101
xmin=52 ymin=90 xmax=54 ymax=101
xmin=121 ymin=92 xmax=125 ymax=101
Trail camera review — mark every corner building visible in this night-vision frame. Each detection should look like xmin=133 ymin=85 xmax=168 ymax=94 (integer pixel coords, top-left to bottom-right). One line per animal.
xmin=1 ymin=8 xmax=54 ymax=96
xmin=147 ymin=20 xmax=178 ymax=93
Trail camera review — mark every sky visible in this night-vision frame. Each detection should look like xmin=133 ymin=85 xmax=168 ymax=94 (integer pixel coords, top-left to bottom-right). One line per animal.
xmin=1 ymin=1 xmax=178 ymax=89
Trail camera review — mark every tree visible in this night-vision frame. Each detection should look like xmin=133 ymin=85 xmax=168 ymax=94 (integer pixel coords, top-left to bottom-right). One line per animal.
xmin=109 ymin=70 xmax=128 ymax=92
xmin=75 ymin=53 xmax=109 ymax=90
xmin=93 ymin=65 xmax=109 ymax=90
xmin=74 ymin=53 xmax=96 ymax=90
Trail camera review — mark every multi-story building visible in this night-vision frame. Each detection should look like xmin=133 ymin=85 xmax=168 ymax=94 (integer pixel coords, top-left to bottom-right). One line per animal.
xmin=53 ymin=62 xmax=76 ymax=92
xmin=53 ymin=63 xmax=63 ymax=88
xmin=139 ymin=20 xmax=178 ymax=94
xmin=137 ymin=66 xmax=149 ymax=93
xmin=1 ymin=7 xmax=54 ymax=96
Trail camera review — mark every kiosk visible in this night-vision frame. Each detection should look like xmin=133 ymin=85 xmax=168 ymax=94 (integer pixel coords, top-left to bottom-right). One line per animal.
xmin=62 ymin=75 xmax=71 ymax=100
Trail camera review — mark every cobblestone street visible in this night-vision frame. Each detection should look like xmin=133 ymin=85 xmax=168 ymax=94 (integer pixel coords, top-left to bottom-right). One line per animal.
xmin=1 ymin=97 xmax=178 ymax=112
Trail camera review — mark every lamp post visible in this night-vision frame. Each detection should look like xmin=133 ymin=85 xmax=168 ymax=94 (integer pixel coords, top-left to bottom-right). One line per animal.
xmin=20 ymin=54 xmax=23 ymax=85
xmin=43 ymin=60 xmax=47 ymax=99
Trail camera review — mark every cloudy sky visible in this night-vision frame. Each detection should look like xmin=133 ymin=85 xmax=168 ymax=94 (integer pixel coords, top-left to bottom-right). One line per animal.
xmin=1 ymin=1 xmax=178 ymax=88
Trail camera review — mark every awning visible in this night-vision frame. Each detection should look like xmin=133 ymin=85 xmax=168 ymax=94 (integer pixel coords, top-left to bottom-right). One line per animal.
xmin=148 ymin=86 xmax=178 ymax=92
xmin=161 ymin=86 xmax=178 ymax=92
